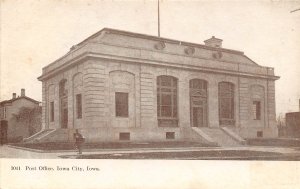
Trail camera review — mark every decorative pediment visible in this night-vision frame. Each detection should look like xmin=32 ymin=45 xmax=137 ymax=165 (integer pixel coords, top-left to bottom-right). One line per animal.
xmin=191 ymin=90 xmax=207 ymax=97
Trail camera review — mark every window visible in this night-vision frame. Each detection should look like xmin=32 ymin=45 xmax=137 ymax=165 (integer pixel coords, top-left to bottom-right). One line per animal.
xmin=115 ymin=92 xmax=128 ymax=117
xmin=257 ymin=131 xmax=263 ymax=137
xmin=218 ymin=82 xmax=235 ymax=125
xmin=76 ymin=94 xmax=82 ymax=119
xmin=3 ymin=107 xmax=6 ymax=119
xmin=119 ymin=132 xmax=130 ymax=140
xmin=50 ymin=102 xmax=54 ymax=122
xmin=166 ymin=132 xmax=175 ymax=139
xmin=157 ymin=76 xmax=178 ymax=127
xmin=252 ymin=101 xmax=261 ymax=120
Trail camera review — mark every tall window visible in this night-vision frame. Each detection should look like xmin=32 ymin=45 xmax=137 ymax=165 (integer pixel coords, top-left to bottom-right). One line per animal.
xmin=3 ymin=107 xmax=6 ymax=119
xmin=115 ymin=92 xmax=128 ymax=117
xmin=218 ymin=82 xmax=235 ymax=125
xmin=157 ymin=76 xmax=178 ymax=127
xmin=253 ymin=101 xmax=261 ymax=120
xmin=251 ymin=85 xmax=264 ymax=122
xmin=76 ymin=94 xmax=82 ymax=119
xmin=50 ymin=101 xmax=54 ymax=122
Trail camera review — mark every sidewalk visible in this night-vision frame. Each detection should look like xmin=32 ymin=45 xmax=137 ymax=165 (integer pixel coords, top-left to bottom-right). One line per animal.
xmin=1 ymin=144 xmax=300 ymax=159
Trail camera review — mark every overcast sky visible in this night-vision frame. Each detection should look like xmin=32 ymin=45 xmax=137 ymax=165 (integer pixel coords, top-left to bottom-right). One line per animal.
xmin=1 ymin=0 xmax=300 ymax=116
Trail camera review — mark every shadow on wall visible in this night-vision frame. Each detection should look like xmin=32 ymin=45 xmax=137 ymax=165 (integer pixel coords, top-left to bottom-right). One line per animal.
xmin=10 ymin=106 xmax=42 ymax=143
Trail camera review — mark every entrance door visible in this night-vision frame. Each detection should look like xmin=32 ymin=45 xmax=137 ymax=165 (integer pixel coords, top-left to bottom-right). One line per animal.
xmin=189 ymin=79 xmax=208 ymax=127
xmin=60 ymin=97 xmax=68 ymax=128
xmin=191 ymin=99 xmax=206 ymax=127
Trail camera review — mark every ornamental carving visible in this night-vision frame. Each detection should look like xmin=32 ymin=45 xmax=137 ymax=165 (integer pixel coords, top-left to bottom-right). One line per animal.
xmin=154 ymin=41 xmax=166 ymax=50
xmin=184 ymin=47 xmax=195 ymax=55
xmin=212 ymin=51 xmax=223 ymax=59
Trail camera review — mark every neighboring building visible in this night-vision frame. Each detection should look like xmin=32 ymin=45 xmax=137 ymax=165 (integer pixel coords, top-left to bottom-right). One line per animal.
xmin=0 ymin=89 xmax=40 ymax=142
xmin=285 ymin=100 xmax=300 ymax=138
xmin=31 ymin=28 xmax=279 ymax=145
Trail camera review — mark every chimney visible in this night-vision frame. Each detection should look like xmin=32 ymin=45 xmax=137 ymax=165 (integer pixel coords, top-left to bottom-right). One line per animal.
xmin=204 ymin=36 xmax=223 ymax=48
xmin=21 ymin=88 xmax=25 ymax=97
xmin=12 ymin=93 xmax=16 ymax=99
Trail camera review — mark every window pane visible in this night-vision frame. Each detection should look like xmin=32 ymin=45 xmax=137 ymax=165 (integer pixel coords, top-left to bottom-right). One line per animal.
xmin=219 ymin=82 xmax=234 ymax=124
xmin=160 ymin=76 xmax=172 ymax=86
xmin=157 ymin=76 xmax=178 ymax=121
xmin=161 ymin=94 xmax=172 ymax=105
xmin=115 ymin=92 xmax=128 ymax=117
xmin=161 ymin=106 xmax=172 ymax=117
xmin=116 ymin=93 xmax=127 ymax=104
xmin=256 ymin=102 xmax=261 ymax=120
xmin=253 ymin=101 xmax=261 ymax=120
xmin=161 ymin=88 xmax=172 ymax=93
xmin=220 ymin=100 xmax=231 ymax=118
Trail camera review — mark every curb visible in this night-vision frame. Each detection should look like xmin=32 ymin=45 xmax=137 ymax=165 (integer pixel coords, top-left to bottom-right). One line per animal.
xmin=6 ymin=145 xmax=226 ymax=153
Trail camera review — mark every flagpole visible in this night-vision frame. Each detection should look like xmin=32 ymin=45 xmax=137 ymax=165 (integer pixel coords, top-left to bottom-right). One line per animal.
xmin=158 ymin=0 xmax=160 ymax=37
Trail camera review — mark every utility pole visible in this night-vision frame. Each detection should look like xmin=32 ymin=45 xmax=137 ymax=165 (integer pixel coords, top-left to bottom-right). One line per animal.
xmin=158 ymin=0 xmax=160 ymax=37
xmin=290 ymin=8 xmax=300 ymax=13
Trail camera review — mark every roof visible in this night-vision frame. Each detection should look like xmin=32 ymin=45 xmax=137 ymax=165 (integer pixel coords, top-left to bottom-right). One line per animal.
xmin=38 ymin=27 xmax=279 ymax=81
xmin=0 ymin=96 xmax=40 ymax=106
xmin=77 ymin=28 xmax=243 ymax=55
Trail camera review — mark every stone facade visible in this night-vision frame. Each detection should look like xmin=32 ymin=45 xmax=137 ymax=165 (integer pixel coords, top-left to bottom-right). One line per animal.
xmin=36 ymin=28 xmax=279 ymax=143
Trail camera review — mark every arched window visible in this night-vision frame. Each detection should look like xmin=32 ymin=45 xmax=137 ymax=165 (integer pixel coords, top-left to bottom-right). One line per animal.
xmin=218 ymin=82 xmax=235 ymax=125
xmin=157 ymin=75 xmax=178 ymax=127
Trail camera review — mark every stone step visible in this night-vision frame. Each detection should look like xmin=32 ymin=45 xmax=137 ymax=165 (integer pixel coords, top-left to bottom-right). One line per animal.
xmin=198 ymin=127 xmax=242 ymax=147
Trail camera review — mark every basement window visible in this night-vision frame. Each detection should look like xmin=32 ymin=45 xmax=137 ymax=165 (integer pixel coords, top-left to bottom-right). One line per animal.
xmin=119 ymin=132 xmax=130 ymax=141
xmin=166 ymin=132 xmax=175 ymax=139
xmin=257 ymin=131 xmax=263 ymax=138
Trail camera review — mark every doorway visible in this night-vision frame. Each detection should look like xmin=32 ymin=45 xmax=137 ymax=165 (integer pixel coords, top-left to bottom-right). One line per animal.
xmin=60 ymin=97 xmax=68 ymax=128
xmin=59 ymin=79 xmax=68 ymax=129
xmin=191 ymin=97 xmax=207 ymax=127
xmin=190 ymin=79 xmax=208 ymax=127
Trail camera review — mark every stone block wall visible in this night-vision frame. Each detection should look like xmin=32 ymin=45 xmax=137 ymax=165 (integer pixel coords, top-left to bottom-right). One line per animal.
xmin=41 ymin=58 xmax=278 ymax=141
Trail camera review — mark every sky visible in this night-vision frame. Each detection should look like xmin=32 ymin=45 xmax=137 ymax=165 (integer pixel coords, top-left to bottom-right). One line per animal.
xmin=0 ymin=0 xmax=300 ymax=116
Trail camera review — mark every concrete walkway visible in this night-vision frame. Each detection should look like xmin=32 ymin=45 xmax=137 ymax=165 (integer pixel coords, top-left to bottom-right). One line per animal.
xmin=1 ymin=144 xmax=300 ymax=159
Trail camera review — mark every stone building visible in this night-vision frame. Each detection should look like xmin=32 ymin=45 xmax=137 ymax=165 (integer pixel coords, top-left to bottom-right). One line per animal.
xmin=0 ymin=89 xmax=40 ymax=142
xmin=31 ymin=28 xmax=279 ymax=145
xmin=285 ymin=100 xmax=300 ymax=138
